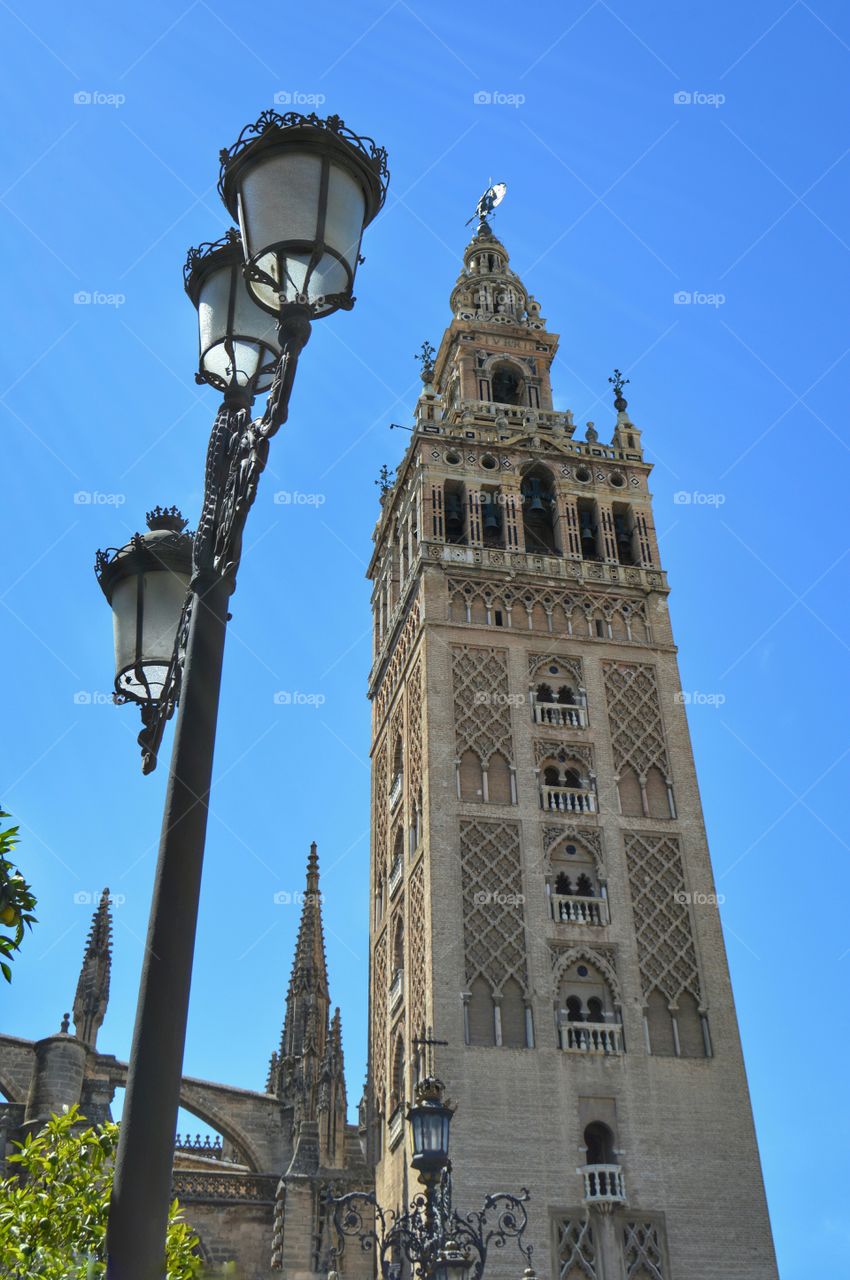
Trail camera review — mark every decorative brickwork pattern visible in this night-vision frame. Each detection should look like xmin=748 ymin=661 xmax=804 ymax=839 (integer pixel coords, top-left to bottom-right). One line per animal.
xmin=371 ymin=930 xmax=388 ymax=1107
xmin=448 ymin=577 xmax=649 ymax=642
xmin=556 ymin=1216 xmax=597 ymax=1279
xmin=602 ymin=662 xmax=670 ymax=779
xmin=374 ymin=600 xmax=422 ymax=723
xmin=529 ymin=653 xmax=583 ymax=685
xmin=408 ymin=859 xmax=427 ymax=1041
xmin=459 ymin=819 xmax=528 ymax=992
xmin=533 ymin=740 xmax=594 ymax=772
xmin=623 ymin=1220 xmax=666 ymax=1279
xmin=451 ymin=645 xmax=514 ymax=765
xmin=374 ymin=743 xmax=388 ymax=875
xmin=406 ymin=654 xmax=424 ymax=805
xmin=624 ymin=833 xmax=702 ymax=1005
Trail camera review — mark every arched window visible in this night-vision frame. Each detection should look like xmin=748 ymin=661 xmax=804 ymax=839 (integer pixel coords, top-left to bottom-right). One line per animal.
xmin=646 ymin=989 xmax=675 ymax=1056
xmin=554 ymin=871 xmax=573 ymax=895
xmin=618 ymin=766 xmax=643 ymax=817
xmin=543 ymin=764 xmax=560 ymax=787
xmin=468 ymin=977 xmax=495 ymax=1045
xmin=392 ymin=736 xmax=403 ymax=780
xmin=444 ymin=479 xmax=466 ymax=545
xmin=583 ymin=1121 xmax=616 ymax=1166
xmin=557 ymin=685 xmax=576 ymax=705
xmin=374 ymin=876 xmax=384 ymax=925
xmin=676 ymin=992 xmax=706 ymax=1058
xmin=481 ymin=487 xmax=504 ymax=547
xmin=392 ymin=916 xmax=404 ymax=975
xmin=491 ymin=360 xmax=524 ymax=406
xmin=565 ymin=995 xmax=583 ymax=1022
xmin=500 ymin=977 xmax=527 ymax=1047
xmin=645 ymin=766 xmax=670 ymax=819
xmin=459 ymin=750 xmax=484 ymax=801
xmin=487 ymin=751 xmax=512 ymax=805
xmin=521 ymin=465 xmax=559 ymax=554
xmin=557 ymin=958 xmax=620 ymax=1052
xmin=391 ymin=1037 xmax=406 ymax=1111
xmin=536 ymin=682 xmax=554 ymax=703
xmin=563 ymin=767 xmax=582 ymax=789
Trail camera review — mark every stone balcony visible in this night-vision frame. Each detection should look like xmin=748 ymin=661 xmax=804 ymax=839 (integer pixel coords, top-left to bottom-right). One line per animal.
xmin=551 ymin=894 xmax=608 ymax=926
xmin=559 ymin=1021 xmax=623 ymax=1055
xmin=579 ymin=1164 xmax=626 ymax=1207
xmin=389 ymin=967 xmax=404 ymax=1013
xmin=541 ymin=785 xmax=596 ymax=815
xmin=388 ymin=853 xmax=404 ymax=898
xmin=532 ymin=698 xmax=588 ymax=729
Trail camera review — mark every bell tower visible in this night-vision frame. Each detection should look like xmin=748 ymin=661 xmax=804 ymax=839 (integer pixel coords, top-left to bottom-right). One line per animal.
xmin=366 ymin=214 xmax=778 ymax=1279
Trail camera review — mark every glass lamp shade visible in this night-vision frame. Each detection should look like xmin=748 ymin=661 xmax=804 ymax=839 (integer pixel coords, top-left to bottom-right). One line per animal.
xmin=95 ymin=508 xmax=192 ymax=704
xmin=184 ymin=231 xmax=281 ymax=394
xmin=408 ymin=1077 xmax=454 ymax=1176
xmin=433 ymin=1243 xmax=473 ymax=1280
xmin=219 ymin=112 xmax=389 ymax=318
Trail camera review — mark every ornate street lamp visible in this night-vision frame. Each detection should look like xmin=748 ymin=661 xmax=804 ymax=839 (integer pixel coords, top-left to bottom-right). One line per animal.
xmin=329 ymin=1077 xmax=535 ymax=1280
xmin=100 ymin=109 xmax=388 ymax=1280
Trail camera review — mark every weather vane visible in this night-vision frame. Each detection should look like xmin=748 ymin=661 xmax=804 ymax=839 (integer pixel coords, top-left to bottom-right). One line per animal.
xmin=466 ymin=180 xmax=507 ymax=226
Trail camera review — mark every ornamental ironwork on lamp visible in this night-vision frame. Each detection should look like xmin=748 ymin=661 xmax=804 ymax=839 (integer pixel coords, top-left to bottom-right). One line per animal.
xmin=328 ymin=1076 xmax=535 ymax=1280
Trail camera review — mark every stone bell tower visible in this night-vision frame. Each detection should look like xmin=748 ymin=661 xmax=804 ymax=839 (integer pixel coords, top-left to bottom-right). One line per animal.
xmin=366 ymin=216 xmax=778 ymax=1279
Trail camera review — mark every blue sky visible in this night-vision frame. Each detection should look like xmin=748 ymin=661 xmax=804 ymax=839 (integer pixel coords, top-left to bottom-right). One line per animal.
xmin=1 ymin=2 xmax=848 ymax=1275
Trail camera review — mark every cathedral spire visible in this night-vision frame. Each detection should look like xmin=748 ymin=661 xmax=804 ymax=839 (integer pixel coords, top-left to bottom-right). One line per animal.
xmin=280 ymin=842 xmax=329 ymax=1065
xmin=72 ymin=888 xmax=112 ymax=1049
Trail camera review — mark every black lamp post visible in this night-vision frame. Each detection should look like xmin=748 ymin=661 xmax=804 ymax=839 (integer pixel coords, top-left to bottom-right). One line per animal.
xmin=98 ymin=110 xmax=388 ymax=1280
xmin=329 ymin=1077 xmax=536 ymax=1280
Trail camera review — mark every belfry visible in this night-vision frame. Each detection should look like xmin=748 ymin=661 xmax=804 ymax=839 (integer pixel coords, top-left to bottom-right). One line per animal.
xmin=365 ymin=212 xmax=778 ymax=1279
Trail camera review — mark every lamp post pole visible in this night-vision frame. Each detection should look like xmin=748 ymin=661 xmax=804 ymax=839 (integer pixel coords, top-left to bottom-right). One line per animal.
xmin=99 ymin=111 xmax=388 ymax=1280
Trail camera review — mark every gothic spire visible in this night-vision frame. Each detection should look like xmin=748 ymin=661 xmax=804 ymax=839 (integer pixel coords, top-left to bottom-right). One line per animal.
xmin=72 ymin=888 xmax=112 ymax=1049
xmin=280 ymin=843 xmax=330 ymax=1064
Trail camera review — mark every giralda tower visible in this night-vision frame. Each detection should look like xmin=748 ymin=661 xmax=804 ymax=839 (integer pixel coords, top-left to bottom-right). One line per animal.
xmin=365 ymin=213 xmax=777 ymax=1280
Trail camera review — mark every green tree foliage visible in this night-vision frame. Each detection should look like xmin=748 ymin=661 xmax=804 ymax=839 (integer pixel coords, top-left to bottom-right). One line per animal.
xmin=0 ymin=808 xmax=37 ymax=982
xmin=0 ymin=1107 xmax=204 ymax=1278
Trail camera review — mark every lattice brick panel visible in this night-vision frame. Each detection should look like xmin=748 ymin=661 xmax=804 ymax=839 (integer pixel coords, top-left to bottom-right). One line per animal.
xmin=459 ymin=819 xmax=528 ymax=991
xmin=557 ymin=1216 xmax=597 ymax=1279
xmin=408 ymin=859 xmax=427 ymax=1041
xmin=406 ymin=654 xmax=424 ymax=804
xmin=602 ymin=662 xmax=670 ymax=778
xmin=451 ymin=645 xmax=514 ymax=765
xmin=371 ymin=930 xmax=388 ymax=1105
xmin=624 ymin=833 xmax=702 ymax=1005
xmin=623 ymin=1221 xmax=666 ymax=1280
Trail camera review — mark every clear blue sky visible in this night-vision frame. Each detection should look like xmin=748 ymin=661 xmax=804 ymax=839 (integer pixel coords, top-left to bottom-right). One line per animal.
xmin=2 ymin=3 xmax=848 ymax=1275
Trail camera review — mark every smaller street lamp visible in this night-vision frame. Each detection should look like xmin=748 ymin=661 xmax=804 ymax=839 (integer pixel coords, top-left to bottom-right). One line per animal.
xmin=95 ymin=507 xmax=192 ymax=708
xmin=408 ymin=1074 xmax=455 ymax=1182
